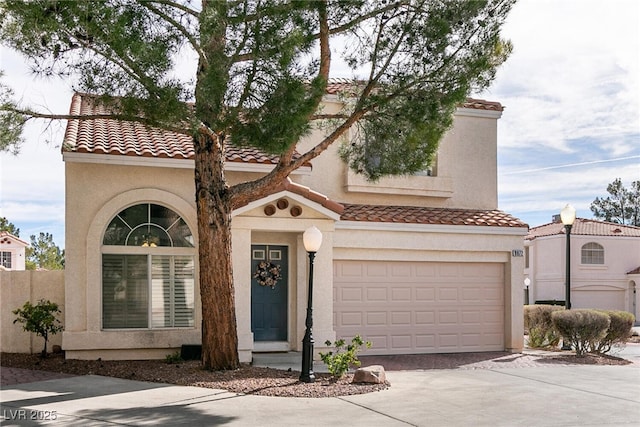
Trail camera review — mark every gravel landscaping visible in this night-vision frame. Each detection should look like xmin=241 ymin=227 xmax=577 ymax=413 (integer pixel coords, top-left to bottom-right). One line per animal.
xmin=2 ymin=344 xmax=635 ymax=398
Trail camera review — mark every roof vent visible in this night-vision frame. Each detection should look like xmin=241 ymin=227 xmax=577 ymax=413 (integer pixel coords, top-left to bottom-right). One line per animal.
xmin=613 ymin=228 xmax=622 ymax=233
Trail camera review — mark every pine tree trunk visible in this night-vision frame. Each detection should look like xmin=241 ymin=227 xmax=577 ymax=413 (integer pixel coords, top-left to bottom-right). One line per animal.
xmin=194 ymin=131 xmax=240 ymax=370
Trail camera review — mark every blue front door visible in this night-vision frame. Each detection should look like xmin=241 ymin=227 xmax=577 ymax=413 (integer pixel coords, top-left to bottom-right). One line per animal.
xmin=251 ymin=245 xmax=288 ymax=341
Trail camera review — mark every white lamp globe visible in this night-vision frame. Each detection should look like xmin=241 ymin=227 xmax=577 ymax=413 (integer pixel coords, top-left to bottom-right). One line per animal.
xmin=303 ymin=226 xmax=323 ymax=252
xmin=560 ymin=204 xmax=576 ymax=226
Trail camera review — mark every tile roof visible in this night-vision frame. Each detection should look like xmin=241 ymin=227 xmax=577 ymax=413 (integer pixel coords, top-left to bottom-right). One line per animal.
xmin=341 ymin=204 xmax=527 ymax=228
xmin=526 ymin=218 xmax=640 ymax=240
xmin=63 ymin=91 xmax=501 ymax=163
xmin=0 ymin=231 xmax=28 ymax=246
xmin=324 ymin=79 xmax=503 ymax=111
xmin=270 ymin=178 xmax=345 ymax=214
xmin=63 ymin=93 xmax=303 ymax=165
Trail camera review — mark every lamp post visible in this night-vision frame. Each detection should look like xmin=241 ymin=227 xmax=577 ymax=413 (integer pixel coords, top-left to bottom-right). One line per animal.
xmin=560 ymin=204 xmax=576 ymax=350
xmin=300 ymin=226 xmax=323 ymax=383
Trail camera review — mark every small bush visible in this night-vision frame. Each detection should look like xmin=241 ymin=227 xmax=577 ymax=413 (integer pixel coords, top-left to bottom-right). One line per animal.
xmin=590 ymin=310 xmax=635 ymax=354
xmin=320 ymin=335 xmax=372 ymax=378
xmin=165 ymin=351 xmax=183 ymax=364
xmin=13 ymin=299 xmax=64 ymax=358
xmin=551 ymin=309 xmax=610 ymax=356
xmin=524 ymin=305 xmax=563 ymax=349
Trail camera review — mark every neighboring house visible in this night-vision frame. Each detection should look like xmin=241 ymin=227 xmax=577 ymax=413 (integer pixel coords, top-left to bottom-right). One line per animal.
xmin=525 ymin=217 xmax=640 ymax=320
xmin=61 ymin=87 xmax=528 ymax=362
xmin=0 ymin=232 xmax=28 ymax=271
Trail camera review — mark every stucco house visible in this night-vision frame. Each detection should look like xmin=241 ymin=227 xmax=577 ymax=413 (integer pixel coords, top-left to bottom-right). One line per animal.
xmin=525 ymin=217 xmax=640 ymax=321
xmin=0 ymin=231 xmax=28 ymax=271
xmin=61 ymin=87 xmax=528 ymax=362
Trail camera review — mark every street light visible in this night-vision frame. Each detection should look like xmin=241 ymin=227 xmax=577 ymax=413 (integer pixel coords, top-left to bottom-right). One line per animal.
xmin=560 ymin=204 xmax=576 ymax=310
xmin=560 ymin=204 xmax=576 ymax=350
xmin=300 ymin=226 xmax=322 ymax=383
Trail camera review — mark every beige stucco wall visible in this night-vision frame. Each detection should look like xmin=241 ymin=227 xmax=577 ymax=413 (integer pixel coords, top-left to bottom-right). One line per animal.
xmin=64 ymin=162 xmax=201 ymax=360
xmin=295 ymin=102 xmax=500 ymax=210
xmin=0 ymin=270 xmax=65 ymax=353
xmin=526 ymin=234 xmax=640 ymax=317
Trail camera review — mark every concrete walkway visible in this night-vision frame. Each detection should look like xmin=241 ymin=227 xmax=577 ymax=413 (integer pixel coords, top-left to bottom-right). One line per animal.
xmin=1 ymin=365 xmax=639 ymax=426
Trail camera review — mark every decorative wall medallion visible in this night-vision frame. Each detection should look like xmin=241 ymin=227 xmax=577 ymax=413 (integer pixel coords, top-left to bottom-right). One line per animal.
xmin=290 ymin=206 xmax=302 ymax=217
xmin=276 ymin=198 xmax=289 ymax=210
xmin=264 ymin=205 xmax=276 ymax=216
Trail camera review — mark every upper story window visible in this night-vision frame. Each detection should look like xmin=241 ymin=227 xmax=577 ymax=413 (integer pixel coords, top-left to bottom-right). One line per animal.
xmin=581 ymin=242 xmax=604 ymax=265
xmin=102 ymin=203 xmax=196 ymax=330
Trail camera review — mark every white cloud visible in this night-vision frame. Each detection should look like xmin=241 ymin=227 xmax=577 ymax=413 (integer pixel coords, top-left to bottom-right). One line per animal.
xmin=484 ymin=0 xmax=640 ymax=158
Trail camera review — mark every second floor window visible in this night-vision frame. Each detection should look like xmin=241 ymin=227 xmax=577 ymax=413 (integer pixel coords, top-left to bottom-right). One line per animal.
xmin=581 ymin=242 xmax=604 ymax=265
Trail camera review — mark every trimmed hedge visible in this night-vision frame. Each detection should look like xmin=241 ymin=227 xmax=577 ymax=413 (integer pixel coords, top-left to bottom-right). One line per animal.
xmin=591 ymin=310 xmax=635 ymax=354
xmin=524 ymin=305 xmax=563 ymax=349
xmin=551 ymin=310 xmax=610 ymax=356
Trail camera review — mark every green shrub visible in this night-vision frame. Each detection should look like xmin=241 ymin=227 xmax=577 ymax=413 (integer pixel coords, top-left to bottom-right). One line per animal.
xmin=165 ymin=350 xmax=183 ymax=364
xmin=524 ymin=305 xmax=563 ymax=349
xmin=590 ymin=310 xmax=635 ymax=354
xmin=13 ymin=299 xmax=64 ymax=358
xmin=551 ymin=309 xmax=610 ymax=356
xmin=320 ymin=335 xmax=372 ymax=378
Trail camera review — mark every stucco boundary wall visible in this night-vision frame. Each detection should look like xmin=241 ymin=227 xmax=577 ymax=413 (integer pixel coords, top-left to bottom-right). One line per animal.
xmin=0 ymin=270 xmax=65 ymax=354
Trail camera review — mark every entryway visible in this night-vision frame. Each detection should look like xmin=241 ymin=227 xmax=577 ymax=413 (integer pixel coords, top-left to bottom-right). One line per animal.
xmin=251 ymin=245 xmax=288 ymax=347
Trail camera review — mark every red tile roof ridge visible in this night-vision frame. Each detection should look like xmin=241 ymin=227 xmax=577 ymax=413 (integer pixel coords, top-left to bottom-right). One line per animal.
xmin=527 ymin=218 xmax=640 ymax=239
xmin=340 ymin=203 xmax=526 ymax=227
xmin=277 ymin=178 xmax=344 ymax=214
xmin=324 ymin=80 xmax=502 ymax=111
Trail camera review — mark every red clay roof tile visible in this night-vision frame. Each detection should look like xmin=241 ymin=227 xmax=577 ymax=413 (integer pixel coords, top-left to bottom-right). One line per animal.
xmin=341 ymin=204 xmax=527 ymax=228
xmin=527 ymin=218 xmax=640 ymax=239
xmin=63 ymin=93 xmax=302 ymax=165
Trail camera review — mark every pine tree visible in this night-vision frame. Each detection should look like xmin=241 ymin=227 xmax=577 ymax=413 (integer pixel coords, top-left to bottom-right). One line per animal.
xmin=1 ymin=0 xmax=515 ymax=369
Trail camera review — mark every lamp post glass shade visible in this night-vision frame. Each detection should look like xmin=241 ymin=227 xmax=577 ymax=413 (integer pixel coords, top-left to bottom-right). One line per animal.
xmin=303 ymin=226 xmax=323 ymax=252
xmin=560 ymin=204 xmax=576 ymax=226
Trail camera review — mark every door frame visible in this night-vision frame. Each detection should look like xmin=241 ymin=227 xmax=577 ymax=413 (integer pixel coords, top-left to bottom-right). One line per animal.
xmin=251 ymin=243 xmax=291 ymax=352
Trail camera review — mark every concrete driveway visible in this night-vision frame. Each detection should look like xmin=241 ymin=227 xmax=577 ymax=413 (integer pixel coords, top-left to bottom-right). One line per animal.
xmin=2 ymin=363 xmax=639 ymax=426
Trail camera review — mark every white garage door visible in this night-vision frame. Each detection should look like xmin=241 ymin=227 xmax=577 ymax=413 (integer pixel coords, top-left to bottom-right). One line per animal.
xmin=572 ymin=289 xmax=625 ymax=311
xmin=333 ymin=261 xmax=505 ymax=354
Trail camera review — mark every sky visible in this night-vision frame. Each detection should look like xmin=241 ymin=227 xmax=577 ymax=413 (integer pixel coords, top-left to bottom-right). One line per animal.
xmin=1 ymin=0 xmax=639 ymax=250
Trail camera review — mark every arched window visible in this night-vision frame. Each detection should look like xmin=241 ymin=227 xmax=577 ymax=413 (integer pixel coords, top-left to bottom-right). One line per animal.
xmin=102 ymin=203 xmax=196 ymax=329
xmin=581 ymin=242 xmax=604 ymax=265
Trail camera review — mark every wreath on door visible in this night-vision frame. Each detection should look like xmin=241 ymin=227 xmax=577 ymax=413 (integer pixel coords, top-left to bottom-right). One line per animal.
xmin=253 ymin=261 xmax=282 ymax=289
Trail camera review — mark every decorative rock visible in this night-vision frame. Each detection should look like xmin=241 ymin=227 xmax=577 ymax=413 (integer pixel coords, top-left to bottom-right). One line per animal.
xmin=52 ymin=345 xmax=62 ymax=354
xmin=352 ymin=365 xmax=386 ymax=384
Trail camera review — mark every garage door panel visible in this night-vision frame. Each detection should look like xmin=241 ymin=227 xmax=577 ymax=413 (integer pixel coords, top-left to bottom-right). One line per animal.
xmin=415 ymin=311 xmax=436 ymax=324
xmin=366 ymin=311 xmax=387 ymax=325
xmin=391 ymin=311 xmax=411 ymax=325
xmin=339 ymin=287 xmax=363 ymax=302
xmin=416 ymin=288 xmax=436 ymax=301
xmin=334 ymin=261 xmax=504 ymax=354
xmin=366 ymin=287 xmax=387 ymax=301
xmin=391 ymin=287 xmax=411 ymax=301
xmin=338 ymin=311 xmax=363 ymax=327
xmin=439 ymin=288 xmax=459 ymax=301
